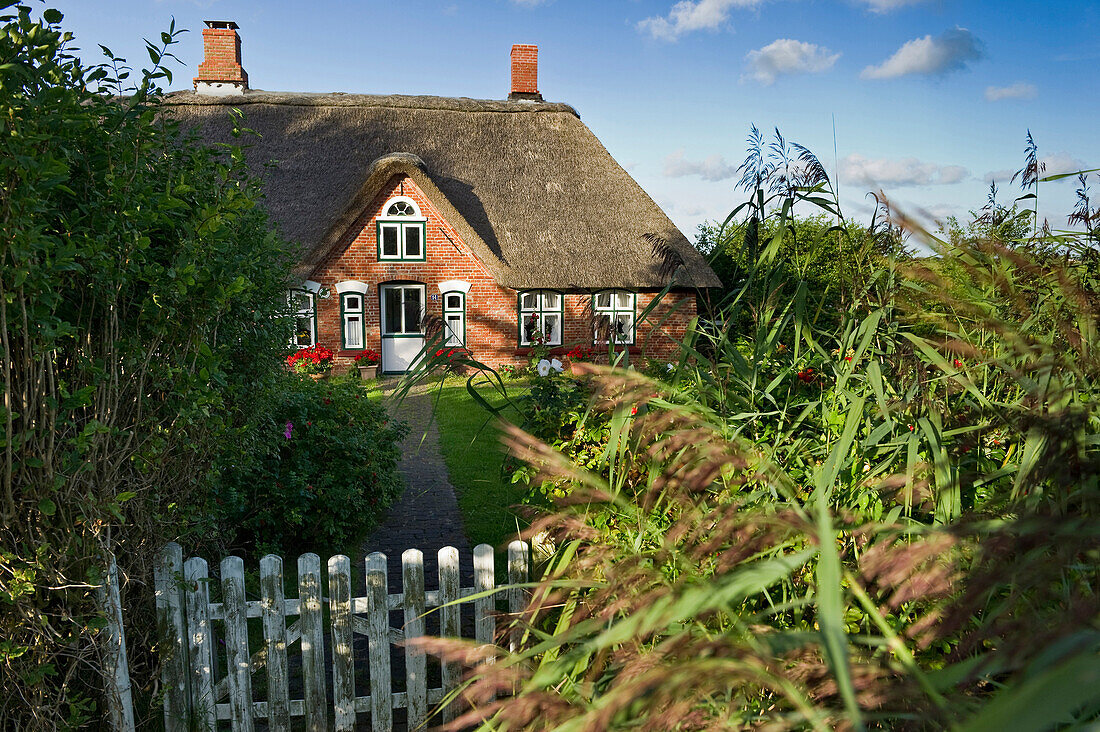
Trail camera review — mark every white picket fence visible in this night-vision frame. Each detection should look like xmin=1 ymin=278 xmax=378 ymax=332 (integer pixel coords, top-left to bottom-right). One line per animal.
xmin=153 ymin=541 xmax=529 ymax=731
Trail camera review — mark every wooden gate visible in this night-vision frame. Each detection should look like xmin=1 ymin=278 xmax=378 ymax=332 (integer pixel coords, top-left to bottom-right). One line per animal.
xmin=154 ymin=541 xmax=529 ymax=731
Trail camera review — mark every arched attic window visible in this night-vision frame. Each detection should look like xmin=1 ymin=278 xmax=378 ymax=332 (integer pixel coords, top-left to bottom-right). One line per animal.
xmin=377 ymin=196 xmax=426 ymax=261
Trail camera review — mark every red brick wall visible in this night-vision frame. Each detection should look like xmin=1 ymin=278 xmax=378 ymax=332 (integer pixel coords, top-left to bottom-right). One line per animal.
xmin=510 ymin=44 xmax=538 ymax=96
xmin=195 ymin=28 xmax=247 ymax=85
xmin=308 ymin=174 xmax=697 ymax=370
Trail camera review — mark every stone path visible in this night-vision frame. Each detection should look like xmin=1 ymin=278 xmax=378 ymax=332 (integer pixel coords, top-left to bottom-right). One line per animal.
xmin=358 ymin=381 xmax=473 ymax=593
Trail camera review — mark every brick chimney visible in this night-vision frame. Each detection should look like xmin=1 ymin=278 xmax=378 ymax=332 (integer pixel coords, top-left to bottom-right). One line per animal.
xmin=193 ymin=21 xmax=248 ymax=96
xmin=509 ymin=44 xmax=542 ymax=101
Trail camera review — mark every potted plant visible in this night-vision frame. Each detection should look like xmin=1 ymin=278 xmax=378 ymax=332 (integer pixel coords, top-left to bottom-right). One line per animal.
xmin=287 ymin=344 xmax=335 ymax=380
xmin=355 ymin=349 xmax=381 ymax=379
xmin=564 ymin=345 xmax=593 ymax=375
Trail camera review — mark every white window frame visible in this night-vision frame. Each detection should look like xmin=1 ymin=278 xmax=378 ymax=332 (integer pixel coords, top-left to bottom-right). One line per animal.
xmin=519 ymin=290 xmax=563 ymax=347
xmin=442 ymin=291 xmax=466 ymax=347
xmin=593 ymin=290 xmax=635 ymax=345
xmin=341 ymin=293 xmax=365 ymax=349
xmin=377 ymin=196 xmax=427 ymax=261
xmin=289 ymin=289 xmax=317 ymax=347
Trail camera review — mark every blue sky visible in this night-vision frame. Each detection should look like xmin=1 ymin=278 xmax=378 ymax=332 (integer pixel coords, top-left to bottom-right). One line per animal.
xmin=45 ymin=0 xmax=1099 ymax=240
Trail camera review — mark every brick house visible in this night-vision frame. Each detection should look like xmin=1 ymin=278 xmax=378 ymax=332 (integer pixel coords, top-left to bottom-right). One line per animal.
xmin=171 ymin=21 xmax=720 ymax=375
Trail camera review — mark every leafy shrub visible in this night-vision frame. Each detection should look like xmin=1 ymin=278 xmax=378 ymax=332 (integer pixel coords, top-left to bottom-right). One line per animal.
xmin=215 ymin=374 xmax=405 ymax=555
xmin=425 ymin=130 xmax=1100 ymax=729
xmin=0 ymin=6 xmax=296 ymax=726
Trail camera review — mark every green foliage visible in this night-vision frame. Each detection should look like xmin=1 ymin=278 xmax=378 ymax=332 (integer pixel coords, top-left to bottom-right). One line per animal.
xmin=432 ymin=128 xmax=1100 ymax=730
xmin=215 ymin=374 xmax=405 ymax=555
xmin=0 ymin=5 xmax=295 ymax=726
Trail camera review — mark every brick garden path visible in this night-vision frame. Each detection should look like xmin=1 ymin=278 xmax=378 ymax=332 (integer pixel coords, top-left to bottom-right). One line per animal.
xmin=357 ymin=381 xmax=473 ymax=593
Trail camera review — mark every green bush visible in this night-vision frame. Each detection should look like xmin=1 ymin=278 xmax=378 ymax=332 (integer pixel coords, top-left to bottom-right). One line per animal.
xmin=216 ymin=374 xmax=406 ymax=555
xmin=436 ymin=129 xmax=1100 ymax=730
xmin=0 ymin=6 xmax=295 ymax=726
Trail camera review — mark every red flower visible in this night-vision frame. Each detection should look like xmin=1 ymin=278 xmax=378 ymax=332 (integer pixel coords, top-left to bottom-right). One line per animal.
xmin=953 ymin=359 xmax=964 ymax=368
xmin=844 ymin=356 xmax=852 ymax=362
xmin=796 ymin=368 xmax=815 ymax=383
xmin=630 ymin=405 xmax=638 ymax=416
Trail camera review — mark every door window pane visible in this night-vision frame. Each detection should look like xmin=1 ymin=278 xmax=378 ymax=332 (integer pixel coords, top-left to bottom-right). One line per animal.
xmin=384 ymin=288 xmax=403 ymax=333
xmin=445 ymin=314 xmax=463 ymax=346
xmin=345 ymin=295 xmax=362 ymax=311
xmin=402 ymin=288 xmax=423 ymax=334
xmin=445 ymin=294 xmax=462 ymax=310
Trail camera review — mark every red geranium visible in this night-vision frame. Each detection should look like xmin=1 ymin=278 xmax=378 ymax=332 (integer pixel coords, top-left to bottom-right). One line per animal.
xmin=354 ymin=349 xmax=381 ymax=365
xmin=287 ymin=345 xmax=335 ymax=375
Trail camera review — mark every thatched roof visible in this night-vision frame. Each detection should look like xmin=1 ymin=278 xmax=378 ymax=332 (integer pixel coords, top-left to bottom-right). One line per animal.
xmin=164 ymin=90 xmax=721 ymax=289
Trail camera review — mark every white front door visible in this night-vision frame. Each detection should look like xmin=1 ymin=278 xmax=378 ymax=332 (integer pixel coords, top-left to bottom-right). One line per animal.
xmin=380 ymin=284 xmax=426 ymax=374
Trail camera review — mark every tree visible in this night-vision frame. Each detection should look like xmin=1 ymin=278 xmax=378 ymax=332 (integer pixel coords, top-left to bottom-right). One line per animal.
xmin=0 ymin=6 xmax=294 ymax=725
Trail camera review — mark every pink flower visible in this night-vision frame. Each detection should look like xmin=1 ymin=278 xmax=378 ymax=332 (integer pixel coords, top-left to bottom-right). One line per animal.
xmin=284 ymin=421 xmax=293 ymax=439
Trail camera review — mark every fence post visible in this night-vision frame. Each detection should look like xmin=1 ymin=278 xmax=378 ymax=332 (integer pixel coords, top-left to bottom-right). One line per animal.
xmin=403 ymin=549 xmax=427 ymax=730
xmin=97 ymin=553 xmax=135 ymax=732
xmin=260 ymin=555 xmax=290 ymax=731
xmin=155 ymin=543 xmax=188 ymax=732
xmin=328 ymin=555 xmax=355 ymax=732
xmin=366 ymin=552 xmax=392 ymax=732
xmin=507 ymin=541 xmax=530 ymax=653
xmin=221 ymin=556 xmax=255 ymax=732
xmin=473 ymin=544 xmax=495 ymax=647
xmin=437 ymin=546 xmax=460 ymax=724
xmin=298 ymin=554 xmax=328 ymax=732
xmin=184 ymin=557 xmax=216 ymax=730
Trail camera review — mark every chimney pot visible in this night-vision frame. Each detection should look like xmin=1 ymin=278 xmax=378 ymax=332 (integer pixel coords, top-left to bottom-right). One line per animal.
xmin=194 ymin=20 xmax=248 ymax=96
xmin=509 ymin=44 xmax=542 ymax=101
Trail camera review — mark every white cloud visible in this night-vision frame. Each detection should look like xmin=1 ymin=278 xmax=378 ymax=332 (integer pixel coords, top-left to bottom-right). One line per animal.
xmin=637 ymin=0 xmax=764 ymax=41
xmin=663 ymin=149 xmax=738 ymax=182
xmin=840 ymin=153 xmax=970 ymax=188
xmin=743 ymin=39 xmax=840 ymax=85
xmin=985 ymin=82 xmax=1038 ymax=101
xmin=861 ymin=28 xmax=984 ymax=79
xmin=859 ymin=0 xmax=930 ymax=12
xmin=983 ymin=153 xmax=1090 ymax=185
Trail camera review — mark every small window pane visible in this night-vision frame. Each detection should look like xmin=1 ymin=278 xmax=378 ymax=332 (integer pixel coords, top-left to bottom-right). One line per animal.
xmin=404 ymin=224 xmax=422 ymax=257
xmin=294 ymin=292 xmax=313 ymax=312
xmin=596 ymin=292 xmax=612 ymax=309
xmin=345 ymin=315 xmax=362 ymax=348
xmin=543 ymin=314 xmax=562 ymax=345
xmin=542 ymin=292 xmax=561 ymax=310
xmin=594 ymin=314 xmax=611 ymax=342
xmin=445 ymin=294 xmax=462 ymax=310
xmin=522 ymin=313 xmax=538 ymax=344
xmin=387 ymin=201 xmax=415 ymax=216
xmin=345 ymin=295 xmax=362 ymax=311
xmin=294 ymin=316 xmax=313 ymax=346
xmin=615 ymin=292 xmax=633 ymax=309
xmin=445 ymin=314 xmax=463 ymax=346
xmin=614 ymin=314 xmax=633 ymax=343
xmin=520 ymin=292 xmax=537 ymax=310
xmin=382 ymin=225 xmax=399 ymax=257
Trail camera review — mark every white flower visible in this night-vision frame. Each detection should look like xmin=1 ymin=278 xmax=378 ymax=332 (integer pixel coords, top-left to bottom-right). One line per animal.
xmin=666 ymin=362 xmax=674 ymax=371
xmin=537 ymin=359 xmax=551 ymax=377
xmin=550 ymin=358 xmax=563 ymax=373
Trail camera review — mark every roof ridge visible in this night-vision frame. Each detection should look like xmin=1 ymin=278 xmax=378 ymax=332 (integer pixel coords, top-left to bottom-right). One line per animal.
xmin=162 ymin=90 xmax=580 ymax=117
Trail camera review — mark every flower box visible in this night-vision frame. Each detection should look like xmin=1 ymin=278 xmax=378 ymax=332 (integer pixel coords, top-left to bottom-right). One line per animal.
xmin=357 ymin=364 xmax=379 ymax=380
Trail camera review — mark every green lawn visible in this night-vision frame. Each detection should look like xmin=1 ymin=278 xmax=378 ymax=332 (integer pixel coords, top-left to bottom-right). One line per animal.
xmin=427 ymin=376 xmax=531 ymax=550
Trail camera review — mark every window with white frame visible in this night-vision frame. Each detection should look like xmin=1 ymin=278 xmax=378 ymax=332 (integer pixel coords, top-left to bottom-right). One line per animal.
xmin=289 ymin=290 xmax=316 ymax=346
xmin=377 ymin=196 xmax=427 ymax=261
xmin=594 ymin=290 xmax=635 ymax=345
xmin=341 ymin=293 xmax=365 ymax=349
xmin=442 ymin=291 xmax=466 ymax=347
xmin=519 ymin=290 xmax=563 ymax=346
